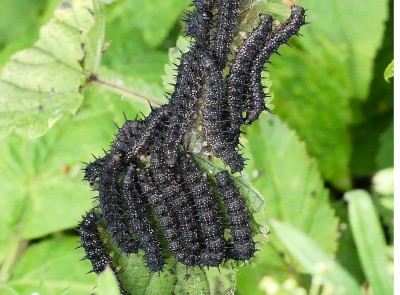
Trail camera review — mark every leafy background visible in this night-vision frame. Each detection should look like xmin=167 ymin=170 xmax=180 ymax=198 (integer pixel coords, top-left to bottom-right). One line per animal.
xmin=0 ymin=0 xmax=393 ymax=294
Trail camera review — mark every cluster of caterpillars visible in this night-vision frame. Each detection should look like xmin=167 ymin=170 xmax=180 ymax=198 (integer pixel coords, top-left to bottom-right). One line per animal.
xmin=79 ymin=0 xmax=306 ymax=282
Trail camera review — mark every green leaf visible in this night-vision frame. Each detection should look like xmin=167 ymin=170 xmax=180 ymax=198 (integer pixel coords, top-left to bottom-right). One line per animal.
xmin=345 ymin=190 xmax=394 ymax=295
xmin=174 ymin=264 xmax=209 ymax=295
xmin=301 ymin=0 xmax=389 ymax=99
xmin=384 ymin=60 xmax=394 ymax=82
xmin=0 ymin=0 xmax=105 ymax=139
xmin=3 ymin=237 xmax=96 ymax=295
xmin=376 ymin=120 xmax=394 ymax=169
xmin=269 ymin=0 xmax=389 ymax=188
xmin=248 ymin=115 xmax=338 ymax=253
xmin=349 ymin=7 xmax=393 ymax=177
xmin=96 ymin=267 xmax=121 ymax=295
xmin=0 ymin=0 xmax=46 ymax=47
xmin=238 ymin=0 xmax=291 ymax=32
xmin=97 ymin=66 xmax=166 ymax=106
xmin=331 ymin=201 xmax=365 ymax=284
xmin=237 ymin=115 xmax=338 ymax=292
xmin=271 ymin=220 xmax=363 ymax=295
xmin=0 ymin=87 xmax=143 ymax=263
xmin=270 ymin=40 xmax=352 ymax=189
xmin=106 ymin=233 xmax=235 ymax=294
xmin=125 ymin=0 xmax=189 ymax=48
xmin=102 ymin=0 xmax=185 ymax=85
xmin=115 ymin=251 xmax=211 ymax=295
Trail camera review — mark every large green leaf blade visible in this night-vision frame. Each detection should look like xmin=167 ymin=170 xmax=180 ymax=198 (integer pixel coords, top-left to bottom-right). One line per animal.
xmin=0 ymin=0 xmax=104 ymax=139
xmin=271 ymin=220 xmax=362 ymax=295
xmin=237 ymin=115 xmax=338 ymax=292
xmin=270 ymin=41 xmax=352 ymax=189
xmin=345 ymin=189 xmax=394 ymax=295
xmin=300 ymin=0 xmax=388 ymax=99
xmin=0 ymin=86 xmax=144 ymax=258
xmin=4 ymin=238 xmax=96 ymax=295
xmin=248 ymin=115 xmax=338 ymax=253
xmin=269 ymin=0 xmax=389 ymax=188
xmin=130 ymin=0 xmax=189 ymax=48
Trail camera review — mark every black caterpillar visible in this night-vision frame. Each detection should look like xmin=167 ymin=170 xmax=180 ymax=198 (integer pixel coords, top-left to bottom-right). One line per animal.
xmin=209 ymin=0 xmax=240 ymax=69
xmin=226 ymin=14 xmax=273 ymax=129
xmin=97 ymin=154 xmax=138 ymax=253
xmin=245 ymin=6 xmax=306 ymax=124
xmin=79 ymin=1 xmax=306 ymax=286
xmin=215 ymin=171 xmax=255 ymax=260
xmin=179 ymin=153 xmax=225 ymax=266
xmin=150 ymin=145 xmax=201 ymax=256
xmin=121 ymin=165 xmax=164 ymax=272
xmin=201 ymin=53 xmax=244 ymax=173
xmin=79 ymin=210 xmax=112 ymax=274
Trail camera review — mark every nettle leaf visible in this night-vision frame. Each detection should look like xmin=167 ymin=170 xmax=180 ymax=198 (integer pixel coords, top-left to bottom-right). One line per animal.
xmin=0 ymin=87 xmax=142 ymax=262
xmin=239 ymin=0 xmax=292 ymax=31
xmin=0 ymin=0 xmax=105 ymax=140
xmin=129 ymin=0 xmax=189 ymax=48
xmin=267 ymin=0 xmax=388 ymax=188
xmin=114 ymin=251 xmax=236 ymax=295
xmin=301 ymin=0 xmax=389 ymax=99
xmin=237 ymin=115 xmax=338 ymax=292
xmin=249 ymin=115 xmax=338 ymax=252
xmin=102 ymin=0 xmax=187 ymax=84
xmin=98 ymin=66 xmax=166 ymax=107
xmin=0 ymin=0 xmax=46 ymax=47
xmin=96 ymin=267 xmax=121 ymax=295
xmin=4 ymin=237 xmax=96 ymax=295
xmin=269 ymin=38 xmax=352 ymax=189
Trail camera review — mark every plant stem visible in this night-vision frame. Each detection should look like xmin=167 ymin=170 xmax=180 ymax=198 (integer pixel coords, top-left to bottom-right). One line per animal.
xmin=0 ymin=235 xmax=27 ymax=282
xmin=90 ymin=75 xmax=164 ymax=107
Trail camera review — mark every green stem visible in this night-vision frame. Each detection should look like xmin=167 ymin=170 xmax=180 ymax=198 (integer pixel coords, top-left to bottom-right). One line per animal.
xmin=0 ymin=235 xmax=27 ymax=282
xmin=90 ymin=75 xmax=164 ymax=107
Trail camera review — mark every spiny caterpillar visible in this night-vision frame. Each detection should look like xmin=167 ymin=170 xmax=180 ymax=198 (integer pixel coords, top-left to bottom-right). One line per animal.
xmin=79 ymin=0 xmax=306 ymax=288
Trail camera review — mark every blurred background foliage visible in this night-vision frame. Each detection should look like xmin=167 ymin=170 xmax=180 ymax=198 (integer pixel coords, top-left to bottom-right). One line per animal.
xmin=0 ymin=0 xmax=393 ymax=294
